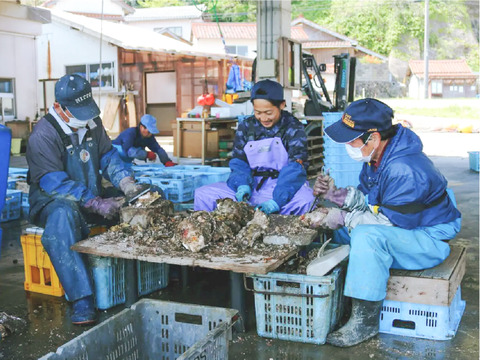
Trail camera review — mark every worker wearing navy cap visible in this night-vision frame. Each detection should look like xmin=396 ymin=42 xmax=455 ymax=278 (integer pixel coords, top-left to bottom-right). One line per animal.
xmin=194 ymin=79 xmax=315 ymax=215
xmin=26 ymin=74 xmax=150 ymax=325
xmin=112 ymin=114 xmax=176 ymax=167
xmin=308 ymin=98 xmax=461 ymax=347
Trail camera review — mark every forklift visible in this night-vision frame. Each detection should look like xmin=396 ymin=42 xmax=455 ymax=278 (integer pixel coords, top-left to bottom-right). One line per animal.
xmin=302 ymin=52 xmax=357 ymax=178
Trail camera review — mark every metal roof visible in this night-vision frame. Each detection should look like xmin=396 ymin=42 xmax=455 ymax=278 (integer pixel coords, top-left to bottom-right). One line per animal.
xmin=124 ymin=5 xmax=204 ymax=22
xmin=409 ymin=59 xmax=476 ymax=79
xmin=192 ymin=22 xmax=309 ymax=41
xmin=48 ymin=8 xmax=252 ymax=61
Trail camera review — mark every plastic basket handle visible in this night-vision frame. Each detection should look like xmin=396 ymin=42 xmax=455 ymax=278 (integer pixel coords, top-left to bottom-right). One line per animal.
xmin=243 ymin=274 xmax=329 ymax=299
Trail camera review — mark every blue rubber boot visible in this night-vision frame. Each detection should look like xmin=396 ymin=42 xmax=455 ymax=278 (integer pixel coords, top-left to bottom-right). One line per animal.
xmin=71 ymin=296 xmax=97 ymax=325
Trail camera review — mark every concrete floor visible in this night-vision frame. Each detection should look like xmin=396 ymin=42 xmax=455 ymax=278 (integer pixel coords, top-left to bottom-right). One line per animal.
xmin=0 ymin=151 xmax=478 ymax=359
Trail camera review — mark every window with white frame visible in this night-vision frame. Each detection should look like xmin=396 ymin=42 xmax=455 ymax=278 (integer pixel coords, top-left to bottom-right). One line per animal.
xmin=65 ymin=62 xmax=115 ymax=89
xmin=0 ymin=78 xmax=15 ymax=122
xmin=431 ymin=80 xmax=442 ymax=94
xmin=458 ymin=86 xmax=464 ymax=93
xmin=154 ymin=26 xmax=183 ymax=38
xmin=225 ymin=45 xmax=248 ymax=56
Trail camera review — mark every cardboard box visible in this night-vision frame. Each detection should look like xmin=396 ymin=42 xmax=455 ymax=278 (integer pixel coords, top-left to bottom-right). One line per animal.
xmin=172 ymin=128 xmax=219 ymax=158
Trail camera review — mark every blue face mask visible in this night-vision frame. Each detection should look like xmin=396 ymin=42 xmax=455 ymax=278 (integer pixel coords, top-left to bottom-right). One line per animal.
xmin=345 ymin=135 xmax=374 ymax=162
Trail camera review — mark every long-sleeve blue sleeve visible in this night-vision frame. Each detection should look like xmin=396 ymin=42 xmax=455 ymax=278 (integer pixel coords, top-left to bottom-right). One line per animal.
xmin=100 ymin=148 xmax=133 ymax=187
xmin=39 ymin=171 xmax=96 ymax=205
xmin=273 ymin=161 xmax=307 ymax=208
xmin=145 ymin=137 xmax=171 ymax=164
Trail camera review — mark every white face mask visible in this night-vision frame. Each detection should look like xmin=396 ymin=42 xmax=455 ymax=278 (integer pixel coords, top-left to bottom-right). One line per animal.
xmin=66 ymin=117 xmax=89 ymax=129
xmin=345 ymin=135 xmax=375 ymax=162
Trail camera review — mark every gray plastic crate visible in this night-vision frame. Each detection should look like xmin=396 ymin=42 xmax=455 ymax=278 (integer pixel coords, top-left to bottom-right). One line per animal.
xmin=40 ymin=299 xmax=238 ymax=360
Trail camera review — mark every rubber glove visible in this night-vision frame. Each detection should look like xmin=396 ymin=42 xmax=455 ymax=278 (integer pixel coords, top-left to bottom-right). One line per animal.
xmin=84 ymin=196 xmax=124 ymax=220
xmin=255 ymin=199 xmax=280 ymax=215
xmin=313 ymin=173 xmax=335 ymax=197
xmin=164 ymin=161 xmax=177 ymax=167
xmin=317 ymin=208 xmax=347 ymax=230
xmin=235 ymin=185 xmax=251 ymax=202
xmin=324 ymin=188 xmax=348 ymax=207
xmin=313 ymin=174 xmax=347 ymax=207
xmin=146 ymin=151 xmax=157 ymax=161
xmin=119 ymin=177 xmax=150 ymax=202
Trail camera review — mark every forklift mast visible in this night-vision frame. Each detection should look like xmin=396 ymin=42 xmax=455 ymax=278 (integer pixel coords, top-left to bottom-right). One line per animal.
xmin=302 ymin=52 xmax=356 ymax=115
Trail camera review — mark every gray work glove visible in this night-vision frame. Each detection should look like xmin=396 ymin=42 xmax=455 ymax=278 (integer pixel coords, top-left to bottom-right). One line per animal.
xmin=318 ymin=208 xmax=347 ymax=230
xmin=84 ymin=196 xmax=124 ymax=220
xmin=302 ymin=207 xmax=347 ymax=230
xmin=313 ymin=174 xmax=348 ymax=207
xmin=119 ymin=176 xmax=150 ymax=203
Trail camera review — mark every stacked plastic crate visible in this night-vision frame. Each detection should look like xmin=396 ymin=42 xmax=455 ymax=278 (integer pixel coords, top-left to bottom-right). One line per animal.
xmin=322 ymin=112 xmax=363 ymax=188
xmin=132 ymin=164 xmax=231 ymax=212
xmin=7 ymin=167 xmax=29 ymax=217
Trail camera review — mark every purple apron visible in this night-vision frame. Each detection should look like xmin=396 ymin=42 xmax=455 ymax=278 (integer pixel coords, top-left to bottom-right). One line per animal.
xmin=194 ymin=137 xmax=314 ymax=215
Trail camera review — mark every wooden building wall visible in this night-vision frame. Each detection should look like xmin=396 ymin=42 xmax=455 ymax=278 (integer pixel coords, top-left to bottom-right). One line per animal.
xmin=117 ymin=48 xmax=252 ymax=132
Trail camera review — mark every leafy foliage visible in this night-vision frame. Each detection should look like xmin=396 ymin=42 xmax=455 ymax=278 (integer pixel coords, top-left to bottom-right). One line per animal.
xmin=135 ymin=0 xmax=479 ymax=71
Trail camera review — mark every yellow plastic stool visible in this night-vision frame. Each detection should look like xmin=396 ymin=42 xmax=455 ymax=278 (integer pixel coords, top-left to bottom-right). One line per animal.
xmin=21 ymin=226 xmax=107 ymax=297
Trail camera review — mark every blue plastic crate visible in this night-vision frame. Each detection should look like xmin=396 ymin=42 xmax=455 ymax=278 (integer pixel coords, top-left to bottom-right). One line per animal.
xmin=380 ymin=286 xmax=465 ymax=340
xmin=322 ymin=112 xmax=343 ymax=127
xmin=468 ymin=151 xmax=479 ymax=172
xmin=248 ymin=264 xmax=346 ymax=344
xmin=137 ymin=261 xmax=169 ymax=296
xmin=326 ymin=168 xmax=362 ymax=188
xmin=0 ymin=189 xmax=22 ymax=222
xmin=7 ymin=178 xmax=16 ymax=189
xmin=195 ymin=167 xmax=231 ymax=186
xmin=21 ymin=192 xmax=30 ymax=217
xmin=89 ymin=255 xmax=126 ymax=310
xmin=138 ymin=173 xmax=195 ymax=203
xmin=8 ymin=167 xmax=28 ymax=180
xmin=174 ymin=202 xmax=194 ymax=212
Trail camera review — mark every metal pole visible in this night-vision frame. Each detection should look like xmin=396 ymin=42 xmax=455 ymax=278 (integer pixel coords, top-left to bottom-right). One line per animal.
xmin=424 ymin=0 xmax=429 ymax=99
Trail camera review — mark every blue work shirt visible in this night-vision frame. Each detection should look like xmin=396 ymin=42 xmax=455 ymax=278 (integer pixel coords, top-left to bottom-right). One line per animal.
xmin=359 ymin=124 xmax=461 ymax=229
xmin=112 ymin=126 xmax=171 ymax=164
xmin=227 ymin=110 xmax=309 ymax=208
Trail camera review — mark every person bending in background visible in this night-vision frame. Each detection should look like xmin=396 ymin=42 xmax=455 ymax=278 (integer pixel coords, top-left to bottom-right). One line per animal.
xmin=27 ymin=74 xmax=149 ymax=325
xmin=309 ymin=98 xmax=461 ymax=347
xmin=112 ymin=114 xmax=176 ymax=167
xmin=194 ymin=79 xmax=314 ymax=215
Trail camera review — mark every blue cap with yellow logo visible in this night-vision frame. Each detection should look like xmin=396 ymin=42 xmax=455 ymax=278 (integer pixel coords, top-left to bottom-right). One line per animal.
xmin=324 ymin=98 xmax=394 ymax=143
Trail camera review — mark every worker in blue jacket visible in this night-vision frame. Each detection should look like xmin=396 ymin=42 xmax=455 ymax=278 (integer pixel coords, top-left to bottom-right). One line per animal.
xmin=26 ymin=74 xmax=149 ymax=325
xmin=194 ymin=79 xmax=314 ymax=215
xmin=308 ymin=98 xmax=461 ymax=347
xmin=112 ymin=114 xmax=176 ymax=167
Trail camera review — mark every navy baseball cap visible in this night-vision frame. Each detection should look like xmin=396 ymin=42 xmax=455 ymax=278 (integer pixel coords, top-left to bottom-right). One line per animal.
xmin=140 ymin=114 xmax=159 ymax=134
xmin=55 ymin=74 xmax=100 ymax=120
xmin=251 ymin=79 xmax=284 ymax=102
xmin=325 ymin=98 xmax=394 ymax=143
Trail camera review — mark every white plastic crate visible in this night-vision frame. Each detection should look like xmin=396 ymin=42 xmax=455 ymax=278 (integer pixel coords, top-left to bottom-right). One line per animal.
xmin=39 ymin=299 xmax=238 ymax=360
xmin=248 ymin=264 xmax=346 ymax=344
xmin=380 ymin=286 xmax=465 ymax=340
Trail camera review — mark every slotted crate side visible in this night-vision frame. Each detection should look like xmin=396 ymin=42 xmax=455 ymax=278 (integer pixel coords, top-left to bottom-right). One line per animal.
xmin=89 ymin=255 xmax=126 ymax=310
xmin=1 ymin=189 xmax=22 ymax=222
xmin=39 ymin=299 xmax=238 ymax=360
xmin=21 ymin=234 xmax=65 ymax=297
xmin=137 ymin=261 xmax=169 ymax=296
xmin=380 ymin=286 xmax=465 ymax=340
xmin=250 ymin=264 xmax=346 ymax=344
xmin=137 ymin=174 xmax=194 ymax=203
